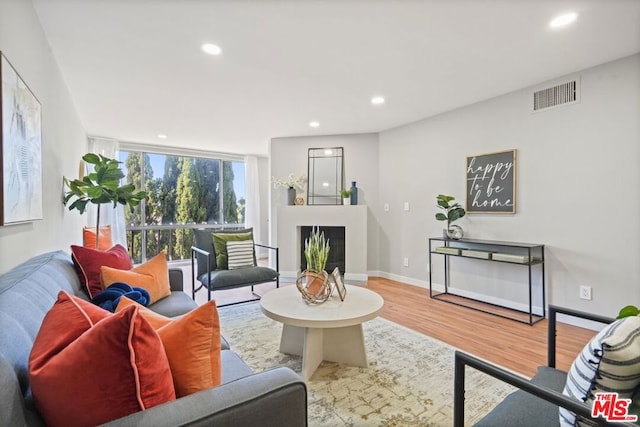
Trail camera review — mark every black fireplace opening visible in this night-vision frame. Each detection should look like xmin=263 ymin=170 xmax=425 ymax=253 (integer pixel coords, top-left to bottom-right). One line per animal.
xmin=300 ymin=226 xmax=346 ymax=274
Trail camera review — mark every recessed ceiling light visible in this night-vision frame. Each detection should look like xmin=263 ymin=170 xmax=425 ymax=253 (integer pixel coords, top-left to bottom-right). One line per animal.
xmin=549 ymin=12 xmax=578 ymax=29
xmin=157 ymin=134 xmax=167 ymax=139
xmin=322 ymin=182 xmax=330 ymax=187
xmin=201 ymin=43 xmax=222 ymax=55
xmin=309 ymin=121 xmax=320 ymax=128
xmin=371 ymin=96 xmax=385 ymax=105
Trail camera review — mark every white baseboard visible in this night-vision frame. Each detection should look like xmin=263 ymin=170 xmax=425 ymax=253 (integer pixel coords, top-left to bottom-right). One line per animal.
xmin=374 ymin=271 xmax=429 ymax=288
xmin=430 ymin=282 xmax=601 ymax=329
xmin=372 ymin=271 xmax=545 ymax=317
xmin=556 ymin=314 xmax=605 ymax=331
xmin=280 ymin=271 xmax=298 ymax=282
xmin=435 ymin=283 xmax=545 ymax=317
xmin=344 ymin=272 xmax=367 ymax=284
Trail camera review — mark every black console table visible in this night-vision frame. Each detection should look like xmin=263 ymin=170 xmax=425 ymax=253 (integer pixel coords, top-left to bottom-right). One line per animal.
xmin=428 ymin=237 xmax=545 ymax=325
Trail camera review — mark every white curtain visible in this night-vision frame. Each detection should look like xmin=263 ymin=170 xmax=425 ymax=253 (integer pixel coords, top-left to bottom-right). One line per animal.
xmin=87 ymin=137 xmax=127 ymax=246
xmin=244 ymin=155 xmax=262 ymax=247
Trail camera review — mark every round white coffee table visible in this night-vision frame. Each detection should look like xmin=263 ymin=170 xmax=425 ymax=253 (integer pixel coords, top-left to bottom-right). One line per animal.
xmin=260 ymin=284 xmax=384 ymax=381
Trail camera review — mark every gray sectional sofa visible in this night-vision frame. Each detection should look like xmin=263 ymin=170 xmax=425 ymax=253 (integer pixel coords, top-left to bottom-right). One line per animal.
xmin=0 ymin=250 xmax=307 ymax=426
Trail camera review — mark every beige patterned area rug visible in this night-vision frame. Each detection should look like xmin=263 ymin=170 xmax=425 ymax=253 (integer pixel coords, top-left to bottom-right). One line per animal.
xmin=218 ymin=302 xmax=515 ymax=426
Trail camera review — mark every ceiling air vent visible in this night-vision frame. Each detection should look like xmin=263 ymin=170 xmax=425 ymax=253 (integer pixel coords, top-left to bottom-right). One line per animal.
xmin=532 ymin=79 xmax=579 ymax=112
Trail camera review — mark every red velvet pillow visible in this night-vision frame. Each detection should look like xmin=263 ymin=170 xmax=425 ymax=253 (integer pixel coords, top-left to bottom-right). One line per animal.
xmin=71 ymin=244 xmax=133 ymax=298
xmin=29 ymin=291 xmax=176 ymax=427
xmin=28 ymin=291 xmax=111 ymax=361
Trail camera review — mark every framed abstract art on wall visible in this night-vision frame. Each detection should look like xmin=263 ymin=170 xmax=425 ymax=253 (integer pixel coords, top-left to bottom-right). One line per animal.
xmin=0 ymin=52 xmax=43 ymax=225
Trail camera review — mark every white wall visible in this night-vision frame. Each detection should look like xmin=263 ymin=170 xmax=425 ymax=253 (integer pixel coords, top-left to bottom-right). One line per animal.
xmin=257 ymin=155 xmax=269 ymax=246
xmin=377 ymin=54 xmax=640 ymax=316
xmin=277 ymin=205 xmax=368 ymax=282
xmin=269 ymin=133 xmax=380 ymax=272
xmin=0 ymin=0 xmax=87 ymax=274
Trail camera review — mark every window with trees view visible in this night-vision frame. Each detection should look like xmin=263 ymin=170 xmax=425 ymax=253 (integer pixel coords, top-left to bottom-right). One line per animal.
xmin=118 ymin=150 xmax=245 ymax=263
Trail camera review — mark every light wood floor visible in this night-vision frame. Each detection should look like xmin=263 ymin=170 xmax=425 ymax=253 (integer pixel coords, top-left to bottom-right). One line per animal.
xmin=190 ymin=272 xmax=595 ymax=378
xmin=365 ymin=277 xmax=594 ymax=377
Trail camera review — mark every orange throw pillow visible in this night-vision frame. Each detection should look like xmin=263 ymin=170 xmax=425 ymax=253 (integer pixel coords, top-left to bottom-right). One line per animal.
xmin=101 ymin=252 xmax=171 ymax=304
xmin=82 ymin=225 xmax=113 ymax=251
xmin=117 ymin=296 xmax=172 ymax=329
xmin=71 ymin=244 xmax=133 ymax=298
xmin=117 ymin=297 xmax=222 ymax=397
xmin=30 ymin=291 xmax=175 ymax=427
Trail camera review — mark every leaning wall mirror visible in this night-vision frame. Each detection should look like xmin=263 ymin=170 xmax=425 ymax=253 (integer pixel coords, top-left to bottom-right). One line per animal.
xmin=307 ymin=147 xmax=344 ymax=205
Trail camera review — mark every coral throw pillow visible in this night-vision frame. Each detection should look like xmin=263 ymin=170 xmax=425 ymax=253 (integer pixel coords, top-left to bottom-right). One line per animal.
xmin=117 ymin=297 xmax=222 ymax=397
xmin=71 ymin=244 xmax=133 ymax=298
xmin=29 ymin=291 xmax=175 ymax=427
xmin=82 ymin=225 xmax=113 ymax=251
xmin=101 ymin=252 xmax=171 ymax=304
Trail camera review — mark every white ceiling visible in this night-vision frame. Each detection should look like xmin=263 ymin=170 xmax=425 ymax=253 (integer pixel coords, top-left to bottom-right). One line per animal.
xmin=32 ymin=0 xmax=640 ymax=156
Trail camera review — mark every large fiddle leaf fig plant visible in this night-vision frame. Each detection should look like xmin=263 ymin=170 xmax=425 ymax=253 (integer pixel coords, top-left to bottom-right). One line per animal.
xmin=63 ymin=153 xmax=146 ymax=249
xmin=435 ymin=194 xmax=466 ymax=230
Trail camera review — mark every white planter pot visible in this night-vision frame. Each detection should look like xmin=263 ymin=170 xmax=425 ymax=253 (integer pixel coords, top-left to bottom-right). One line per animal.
xmin=343 ymin=198 xmax=351 ymax=205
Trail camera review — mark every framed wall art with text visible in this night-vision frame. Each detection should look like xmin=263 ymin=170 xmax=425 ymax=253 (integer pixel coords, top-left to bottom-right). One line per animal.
xmin=466 ymin=149 xmax=516 ymax=214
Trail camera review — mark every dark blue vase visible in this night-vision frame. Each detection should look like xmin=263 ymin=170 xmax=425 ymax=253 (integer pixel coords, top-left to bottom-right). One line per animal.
xmin=350 ymin=181 xmax=358 ymax=205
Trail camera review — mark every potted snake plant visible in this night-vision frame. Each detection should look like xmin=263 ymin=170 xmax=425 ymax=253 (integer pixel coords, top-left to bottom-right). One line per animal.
xmin=297 ymin=227 xmax=332 ymax=304
xmin=304 ymin=226 xmax=330 ymax=272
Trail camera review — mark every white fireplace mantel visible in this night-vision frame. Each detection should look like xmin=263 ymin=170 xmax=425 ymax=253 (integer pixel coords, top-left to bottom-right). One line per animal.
xmin=276 ymin=205 xmax=367 ymax=283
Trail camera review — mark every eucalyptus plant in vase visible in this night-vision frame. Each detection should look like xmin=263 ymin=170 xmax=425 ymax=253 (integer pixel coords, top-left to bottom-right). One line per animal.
xmin=272 ymin=173 xmax=307 ymax=205
xmin=435 ymin=194 xmax=466 ymax=239
xmin=296 ymin=226 xmax=332 ymax=304
xmin=63 ymin=153 xmax=146 ymax=249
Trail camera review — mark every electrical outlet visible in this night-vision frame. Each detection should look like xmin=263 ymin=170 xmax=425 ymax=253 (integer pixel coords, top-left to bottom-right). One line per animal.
xmin=579 ymin=285 xmax=592 ymax=300
xmin=403 ymin=202 xmax=410 ymax=211
xmin=403 ymin=257 xmax=409 ymax=267
xmin=383 ymin=203 xmax=390 ymax=212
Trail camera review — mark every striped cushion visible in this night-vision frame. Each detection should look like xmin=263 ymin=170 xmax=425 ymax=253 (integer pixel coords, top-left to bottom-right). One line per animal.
xmin=226 ymin=240 xmax=256 ymax=270
xmin=560 ymin=316 xmax=640 ymax=426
